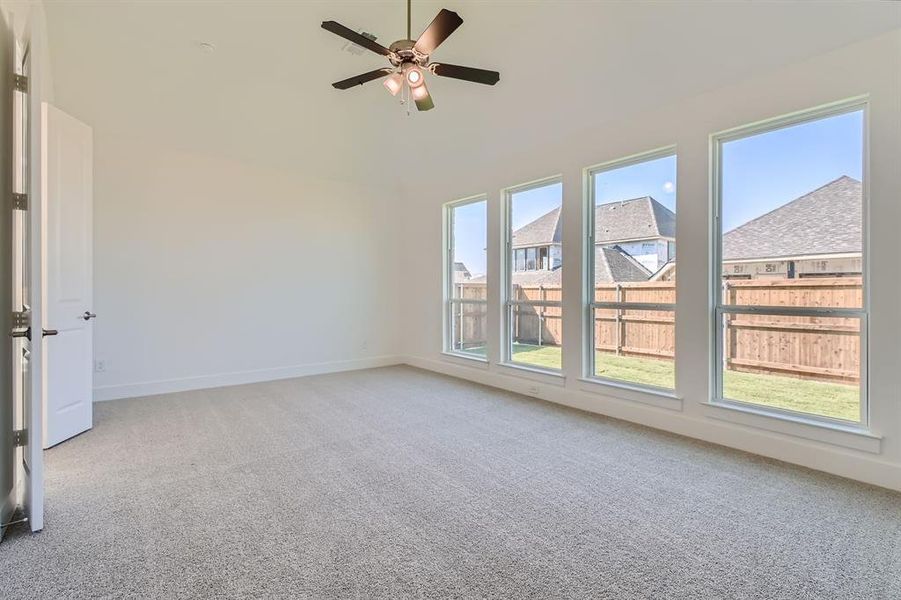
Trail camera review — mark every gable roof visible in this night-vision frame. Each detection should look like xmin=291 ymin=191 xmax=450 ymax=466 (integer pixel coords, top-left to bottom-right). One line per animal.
xmin=722 ymin=176 xmax=862 ymax=261
xmin=453 ymin=262 xmax=472 ymax=282
xmin=596 ymin=196 xmax=676 ymax=242
xmin=470 ymin=245 xmax=650 ymax=286
xmin=510 ymin=196 xmax=676 ymax=248
xmin=511 ymin=207 xmax=563 ymax=248
xmin=595 ymin=246 xmax=652 ymax=283
xmin=650 ymin=260 xmax=676 ymax=282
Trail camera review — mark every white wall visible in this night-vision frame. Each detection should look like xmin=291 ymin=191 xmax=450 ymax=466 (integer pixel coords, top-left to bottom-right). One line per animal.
xmin=92 ymin=133 xmax=401 ymax=400
xmin=399 ymin=31 xmax=901 ymax=490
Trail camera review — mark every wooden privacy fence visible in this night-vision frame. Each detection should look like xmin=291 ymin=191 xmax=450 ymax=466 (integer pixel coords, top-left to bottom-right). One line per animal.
xmin=454 ymin=277 xmax=862 ymax=382
xmin=451 ymin=283 xmax=487 ymax=349
xmin=510 ymin=286 xmax=563 ymax=346
xmin=723 ymin=278 xmax=861 ymax=383
xmin=594 ymin=282 xmax=675 ymax=360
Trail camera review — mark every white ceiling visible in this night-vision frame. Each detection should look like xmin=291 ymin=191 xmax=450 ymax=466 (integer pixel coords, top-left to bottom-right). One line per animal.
xmin=45 ymin=1 xmax=901 ymax=188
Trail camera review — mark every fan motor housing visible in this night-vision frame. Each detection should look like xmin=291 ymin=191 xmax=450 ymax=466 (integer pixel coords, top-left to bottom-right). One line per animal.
xmin=389 ymin=39 xmax=428 ymax=67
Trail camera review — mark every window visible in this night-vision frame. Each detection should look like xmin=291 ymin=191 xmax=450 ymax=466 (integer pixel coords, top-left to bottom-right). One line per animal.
xmin=504 ymin=179 xmax=563 ymax=371
xmin=514 ymin=249 xmax=525 ymax=271
xmin=713 ymin=101 xmax=866 ymax=424
xmin=586 ymin=149 xmax=677 ymax=391
xmin=525 ymin=247 xmax=537 ymax=270
xmin=445 ymin=196 xmax=488 ymax=359
xmin=539 ymin=247 xmax=549 ymax=270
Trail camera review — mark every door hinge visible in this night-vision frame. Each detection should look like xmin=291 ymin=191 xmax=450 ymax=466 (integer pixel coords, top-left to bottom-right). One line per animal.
xmin=13 ymin=74 xmax=27 ymax=93
xmin=12 ymin=192 xmax=27 ymax=211
xmin=12 ymin=429 xmax=27 ymax=447
xmin=11 ymin=310 xmax=30 ymax=329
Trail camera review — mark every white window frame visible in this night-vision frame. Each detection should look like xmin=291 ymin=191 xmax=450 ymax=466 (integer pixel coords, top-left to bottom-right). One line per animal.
xmin=584 ymin=146 xmax=677 ymax=393
xmin=710 ymin=97 xmax=869 ymax=428
xmin=443 ymin=194 xmax=488 ymax=361
xmin=502 ymin=176 xmax=563 ymax=373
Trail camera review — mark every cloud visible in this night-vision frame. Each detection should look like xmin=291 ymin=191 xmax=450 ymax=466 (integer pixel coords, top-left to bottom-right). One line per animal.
xmin=662 ymin=181 xmax=675 ymax=194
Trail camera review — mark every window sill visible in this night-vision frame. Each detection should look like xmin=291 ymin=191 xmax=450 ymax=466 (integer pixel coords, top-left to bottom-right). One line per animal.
xmin=496 ymin=362 xmax=566 ymax=386
xmin=441 ymin=351 xmax=489 ymax=369
xmin=702 ymin=399 xmax=881 ymax=454
xmin=578 ymin=377 xmax=682 ymax=411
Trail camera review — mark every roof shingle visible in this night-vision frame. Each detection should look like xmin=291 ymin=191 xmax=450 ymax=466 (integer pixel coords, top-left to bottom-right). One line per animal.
xmin=470 ymin=246 xmax=649 ymax=286
xmin=722 ymin=176 xmax=861 ymax=260
xmin=596 ymin=197 xmax=676 ymax=242
xmin=510 ymin=196 xmax=676 ymax=249
xmin=595 ymin=246 xmax=652 ymax=283
xmin=511 ymin=208 xmax=563 ymax=248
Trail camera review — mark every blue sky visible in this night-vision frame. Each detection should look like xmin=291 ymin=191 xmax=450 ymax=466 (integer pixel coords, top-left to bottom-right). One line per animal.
xmin=594 ymin=154 xmax=677 ymax=212
xmin=510 ymin=181 xmax=563 ymax=229
xmin=451 ymin=110 xmax=862 ymax=277
xmin=451 ymin=200 xmax=488 ymax=278
xmin=721 ymin=110 xmax=862 ymax=231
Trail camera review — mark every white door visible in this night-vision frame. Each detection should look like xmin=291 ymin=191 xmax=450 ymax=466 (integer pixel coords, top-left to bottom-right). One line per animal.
xmin=1 ymin=8 xmax=19 ymax=538
xmin=11 ymin=18 xmax=48 ymax=533
xmin=42 ymin=103 xmax=93 ymax=449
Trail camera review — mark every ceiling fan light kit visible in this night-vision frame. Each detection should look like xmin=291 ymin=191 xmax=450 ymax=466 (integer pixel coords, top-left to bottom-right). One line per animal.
xmin=383 ymin=72 xmax=404 ymax=96
xmin=322 ymin=0 xmax=500 ymax=113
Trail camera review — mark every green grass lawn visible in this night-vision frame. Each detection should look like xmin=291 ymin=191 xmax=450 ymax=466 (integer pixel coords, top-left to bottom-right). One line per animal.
xmin=459 ymin=343 xmax=859 ymax=422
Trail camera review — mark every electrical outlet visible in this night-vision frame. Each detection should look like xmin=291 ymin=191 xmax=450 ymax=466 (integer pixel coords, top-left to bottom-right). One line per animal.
xmin=94 ymin=360 xmax=106 ymax=373
xmin=361 ymin=340 xmax=369 ymax=351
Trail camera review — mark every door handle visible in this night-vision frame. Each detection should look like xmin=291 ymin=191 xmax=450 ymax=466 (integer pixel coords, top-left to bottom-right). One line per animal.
xmin=43 ymin=329 xmax=58 ymax=337
xmin=82 ymin=311 xmax=97 ymax=321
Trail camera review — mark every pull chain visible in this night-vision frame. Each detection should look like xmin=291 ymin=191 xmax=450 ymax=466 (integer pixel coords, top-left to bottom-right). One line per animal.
xmin=404 ymin=84 xmax=411 ymax=116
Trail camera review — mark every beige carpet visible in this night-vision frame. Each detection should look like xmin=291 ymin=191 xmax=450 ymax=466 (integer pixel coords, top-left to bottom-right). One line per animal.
xmin=2 ymin=365 xmax=900 ymax=599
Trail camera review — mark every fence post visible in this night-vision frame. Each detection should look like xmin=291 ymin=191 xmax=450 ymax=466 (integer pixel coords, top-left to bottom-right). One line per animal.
xmin=594 ymin=284 xmax=599 ymax=352
xmin=459 ymin=300 xmax=464 ymax=349
xmin=615 ymin=284 xmax=623 ymax=355
xmin=538 ymin=285 xmax=544 ymax=347
xmin=513 ymin=285 xmax=519 ymax=346
xmin=726 ymin=281 xmax=737 ymax=370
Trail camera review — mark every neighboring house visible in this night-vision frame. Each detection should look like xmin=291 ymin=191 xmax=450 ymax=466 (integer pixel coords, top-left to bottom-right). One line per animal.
xmin=453 ymin=261 xmax=472 ymax=283
xmin=472 ymin=244 xmax=649 ymax=287
xmin=497 ymin=196 xmax=675 ymax=286
xmin=510 ymin=207 xmax=564 ymax=273
xmin=594 ymin=245 xmax=652 ymax=283
xmin=595 ymin=197 xmax=676 ymax=272
xmin=469 ymin=177 xmax=860 ymax=287
xmin=722 ymin=176 xmax=862 ymax=279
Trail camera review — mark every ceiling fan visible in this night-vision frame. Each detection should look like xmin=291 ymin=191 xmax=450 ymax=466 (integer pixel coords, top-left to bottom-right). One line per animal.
xmin=321 ymin=0 xmax=500 ymax=111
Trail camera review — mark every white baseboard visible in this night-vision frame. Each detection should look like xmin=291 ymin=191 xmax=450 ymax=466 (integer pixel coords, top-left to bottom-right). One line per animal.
xmin=93 ymin=355 xmax=403 ymax=402
xmin=402 ymin=354 xmax=901 ymax=492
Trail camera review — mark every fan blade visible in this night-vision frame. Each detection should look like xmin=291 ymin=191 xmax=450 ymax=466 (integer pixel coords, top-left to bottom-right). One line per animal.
xmin=430 ymin=63 xmax=500 ymax=85
xmin=321 ymin=21 xmax=392 ymax=57
xmin=413 ymin=81 xmax=435 ymax=111
xmin=332 ymin=68 xmax=393 ymax=90
xmin=413 ymin=9 xmax=463 ymax=55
